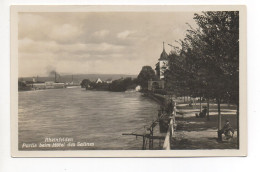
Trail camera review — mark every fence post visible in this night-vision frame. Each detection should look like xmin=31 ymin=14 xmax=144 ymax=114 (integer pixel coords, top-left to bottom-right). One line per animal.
xmin=163 ymin=100 xmax=177 ymax=150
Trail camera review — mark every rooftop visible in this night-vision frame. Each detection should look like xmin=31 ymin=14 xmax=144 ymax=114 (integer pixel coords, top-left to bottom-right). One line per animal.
xmin=158 ymin=42 xmax=168 ymax=60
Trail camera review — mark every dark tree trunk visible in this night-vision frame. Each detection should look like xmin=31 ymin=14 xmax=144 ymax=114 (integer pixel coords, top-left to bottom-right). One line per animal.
xmin=207 ymin=97 xmax=210 ymax=121
xmin=217 ymin=98 xmax=222 ymax=140
xmin=200 ymin=96 xmax=202 ymax=112
xmin=217 ymin=98 xmax=221 ymax=130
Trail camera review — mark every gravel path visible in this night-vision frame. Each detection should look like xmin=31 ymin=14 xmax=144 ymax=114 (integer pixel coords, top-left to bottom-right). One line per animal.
xmin=171 ymin=104 xmax=238 ymax=150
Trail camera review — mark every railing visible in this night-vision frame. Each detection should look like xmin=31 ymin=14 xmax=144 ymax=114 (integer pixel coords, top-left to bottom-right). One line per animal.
xmin=163 ymin=102 xmax=176 ymax=150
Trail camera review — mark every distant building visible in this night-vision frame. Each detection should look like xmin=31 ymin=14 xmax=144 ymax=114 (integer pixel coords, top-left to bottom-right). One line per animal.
xmin=25 ymin=81 xmax=34 ymax=87
xmin=32 ymin=83 xmax=46 ymax=89
xmin=135 ymin=85 xmax=141 ymax=92
xmin=96 ymin=78 xmax=103 ymax=83
xmin=105 ymin=79 xmax=113 ymax=84
xmin=65 ymin=81 xmax=80 ymax=86
xmin=148 ymin=80 xmax=165 ymax=91
xmin=32 ymin=81 xmax=65 ymax=89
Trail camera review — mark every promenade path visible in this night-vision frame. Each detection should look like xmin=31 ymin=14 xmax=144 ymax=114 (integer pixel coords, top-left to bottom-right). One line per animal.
xmin=171 ymin=101 xmax=238 ymax=149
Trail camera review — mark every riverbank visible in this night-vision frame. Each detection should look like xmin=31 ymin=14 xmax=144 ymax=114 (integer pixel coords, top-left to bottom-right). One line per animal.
xmin=144 ymin=92 xmax=169 ymax=105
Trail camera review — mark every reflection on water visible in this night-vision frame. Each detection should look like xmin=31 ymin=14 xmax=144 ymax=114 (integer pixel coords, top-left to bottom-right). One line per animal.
xmin=18 ymin=88 xmax=160 ymax=150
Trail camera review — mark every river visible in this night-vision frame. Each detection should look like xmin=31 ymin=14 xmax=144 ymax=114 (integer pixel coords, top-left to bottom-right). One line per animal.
xmin=18 ymin=88 xmax=161 ymax=150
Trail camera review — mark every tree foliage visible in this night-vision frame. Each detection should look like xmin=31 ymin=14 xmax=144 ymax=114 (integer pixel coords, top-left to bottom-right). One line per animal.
xmin=166 ymin=11 xmax=239 ymax=104
xmin=109 ymin=77 xmax=136 ymax=92
xmin=165 ymin=11 xmax=239 ymax=133
xmin=137 ymin=66 xmax=156 ymax=90
xmin=80 ymin=79 xmax=91 ymax=88
xmin=85 ymin=78 xmax=137 ymax=92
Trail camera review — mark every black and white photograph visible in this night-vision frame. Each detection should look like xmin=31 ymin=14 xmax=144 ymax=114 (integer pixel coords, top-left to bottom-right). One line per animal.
xmin=10 ymin=5 xmax=247 ymax=157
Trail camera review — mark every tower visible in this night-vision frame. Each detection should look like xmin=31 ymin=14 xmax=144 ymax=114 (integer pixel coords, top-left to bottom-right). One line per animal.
xmin=155 ymin=42 xmax=169 ymax=79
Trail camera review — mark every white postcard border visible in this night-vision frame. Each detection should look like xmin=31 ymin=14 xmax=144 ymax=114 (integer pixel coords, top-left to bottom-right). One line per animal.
xmin=10 ymin=5 xmax=247 ymax=157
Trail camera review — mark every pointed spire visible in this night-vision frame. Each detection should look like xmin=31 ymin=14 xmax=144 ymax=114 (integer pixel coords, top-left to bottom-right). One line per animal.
xmin=159 ymin=41 xmax=168 ymax=61
xmin=163 ymin=41 xmax=165 ymax=51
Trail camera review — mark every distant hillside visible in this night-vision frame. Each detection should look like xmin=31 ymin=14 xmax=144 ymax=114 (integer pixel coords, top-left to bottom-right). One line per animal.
xmin=19 ymin=74 xmax=137 ymax=83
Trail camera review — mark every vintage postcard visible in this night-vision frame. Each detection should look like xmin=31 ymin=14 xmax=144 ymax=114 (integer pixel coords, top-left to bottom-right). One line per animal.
xmin=11 ymin=5 xmax=247 ymax=157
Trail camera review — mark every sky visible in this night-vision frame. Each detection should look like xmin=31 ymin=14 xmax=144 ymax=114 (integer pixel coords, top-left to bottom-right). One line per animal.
xmin=18 ymin=12 xmax=197 ymax=77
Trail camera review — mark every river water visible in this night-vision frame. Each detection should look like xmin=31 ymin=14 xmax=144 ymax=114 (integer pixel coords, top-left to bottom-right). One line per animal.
xmin=18 ymin=88 xmax=160 ymax=150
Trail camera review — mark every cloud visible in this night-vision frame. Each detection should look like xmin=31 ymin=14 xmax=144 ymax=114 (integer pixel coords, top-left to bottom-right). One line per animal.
xmin=18 ymin=12 xmax=197 ymax=77
xmin=49 ymin=24 xmax=83 ymax=44
xmin=19 ymin=13 xmax=85 ymax=44
xmin=19 ymin=38 xmax=125 ymax=56
xmin=117 ymin=30 xmax=136 ymax=39
xmin=93 ymin=30 xmax=110 ymax=38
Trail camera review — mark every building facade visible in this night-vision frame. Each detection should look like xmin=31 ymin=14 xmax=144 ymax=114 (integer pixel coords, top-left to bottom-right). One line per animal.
xmin=96 ymin=78 xmax=103 ymax=83
xmin=148 ymin=43 xmax=169 ymax=91
xmin=155 ymin=42 xmax=169 ymax=79
xmin=33 ymin=81 xmax=65 ymax=90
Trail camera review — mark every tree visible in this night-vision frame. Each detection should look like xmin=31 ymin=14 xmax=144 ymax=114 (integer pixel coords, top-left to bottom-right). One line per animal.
xmin=80 ymin=79 xmax=91 ymax=88
xmin=137 ymin=66 xmax=156 ymax=90
xmin=191 ymin=11 xmax=239 ymax=132
xmin=109 ymin=77 xmax=134 ymax=92
xmin=165 ymin=11 xmax=239 ymax=140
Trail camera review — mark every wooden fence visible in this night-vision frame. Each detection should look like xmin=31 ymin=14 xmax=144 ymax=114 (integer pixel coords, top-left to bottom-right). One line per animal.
xmin=163 ymin=102 xmax=176 ymax=150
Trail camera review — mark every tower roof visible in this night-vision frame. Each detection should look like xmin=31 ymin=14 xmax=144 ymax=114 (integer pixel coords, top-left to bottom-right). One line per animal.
xmin=158 ymin=42 xmax=168 ymax=60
